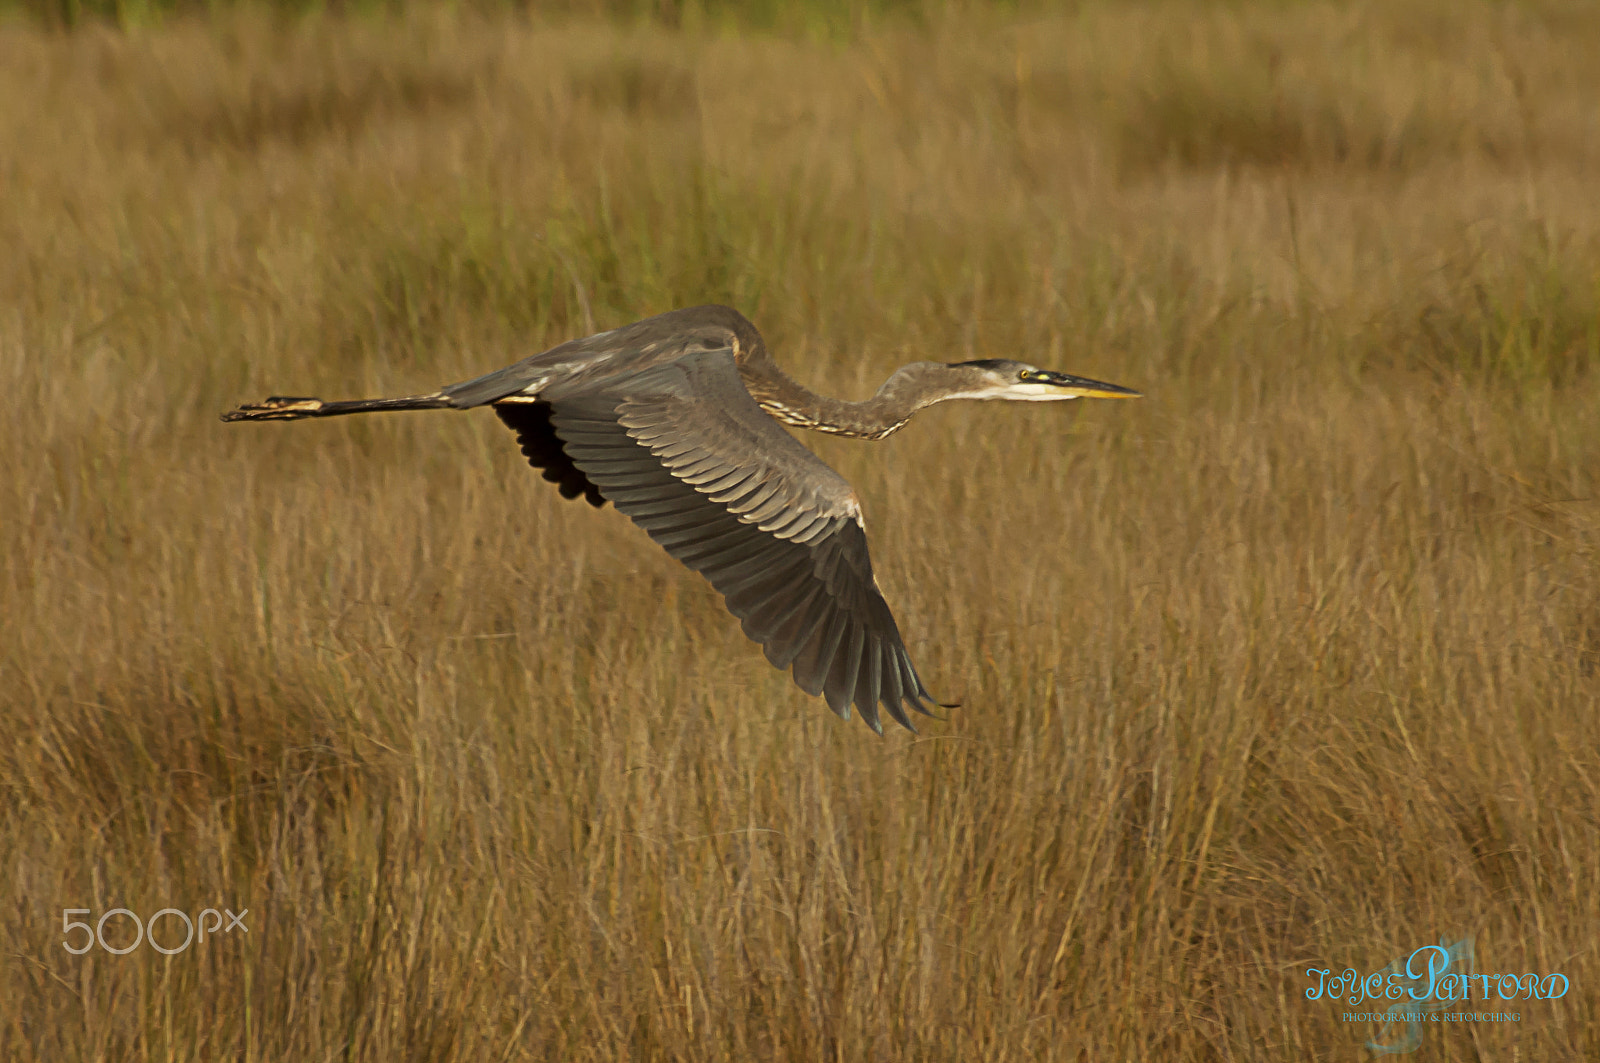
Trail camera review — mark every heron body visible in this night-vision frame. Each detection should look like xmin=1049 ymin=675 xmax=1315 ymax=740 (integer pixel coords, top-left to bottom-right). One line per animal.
xmin=224 ymin=305 xmax=1138 ymax=734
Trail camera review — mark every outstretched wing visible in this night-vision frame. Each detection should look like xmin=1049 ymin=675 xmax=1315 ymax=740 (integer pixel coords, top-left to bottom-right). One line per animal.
xmin=524 ymin=347 xmax=939 ymax=733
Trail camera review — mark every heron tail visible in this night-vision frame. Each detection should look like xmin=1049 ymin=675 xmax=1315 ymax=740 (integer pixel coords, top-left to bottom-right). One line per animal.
xmin=220 ymin=393 xmax=455 ymax=422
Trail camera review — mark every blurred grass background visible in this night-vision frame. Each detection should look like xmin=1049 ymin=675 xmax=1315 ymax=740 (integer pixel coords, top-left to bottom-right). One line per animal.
xmin=2 ymin=0 xmax=1598 ymax=1059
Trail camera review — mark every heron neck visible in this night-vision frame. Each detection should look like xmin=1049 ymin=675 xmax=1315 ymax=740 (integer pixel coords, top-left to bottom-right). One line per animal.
xmin=742 ymin=361 xmax=945 ymax=440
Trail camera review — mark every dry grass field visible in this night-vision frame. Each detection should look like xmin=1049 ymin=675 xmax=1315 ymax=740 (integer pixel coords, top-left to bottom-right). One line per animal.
xmin=3 ymin=1 xmax=1599 ymax=1058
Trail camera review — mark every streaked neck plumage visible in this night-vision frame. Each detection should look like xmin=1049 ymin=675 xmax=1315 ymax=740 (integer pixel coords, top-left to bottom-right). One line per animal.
xmin=739 ymin=357 xmax=954 ymax=441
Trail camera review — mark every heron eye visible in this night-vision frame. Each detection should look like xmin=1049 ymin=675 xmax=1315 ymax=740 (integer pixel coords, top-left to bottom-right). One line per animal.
xmin=1018 ymin=370 xmax=1033 ymax=381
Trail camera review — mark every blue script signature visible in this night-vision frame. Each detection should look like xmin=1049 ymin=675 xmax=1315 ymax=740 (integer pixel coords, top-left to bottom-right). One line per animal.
xmin=1305 ymin=937 xmax=1568 ymax=1054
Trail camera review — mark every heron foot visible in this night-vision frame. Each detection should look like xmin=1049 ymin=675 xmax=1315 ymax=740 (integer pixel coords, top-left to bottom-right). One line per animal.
xmin=221 ymin=396 xmax=326 ymax=422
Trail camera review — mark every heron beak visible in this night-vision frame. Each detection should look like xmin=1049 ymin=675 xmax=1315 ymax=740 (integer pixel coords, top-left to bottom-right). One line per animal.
xmin=1040 ymin=371 xmax=1142 ymax=399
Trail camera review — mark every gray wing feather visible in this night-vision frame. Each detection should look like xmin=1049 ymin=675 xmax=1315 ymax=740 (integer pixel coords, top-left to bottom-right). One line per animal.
xmin=542 ymin=348 xmax=938 ymax=733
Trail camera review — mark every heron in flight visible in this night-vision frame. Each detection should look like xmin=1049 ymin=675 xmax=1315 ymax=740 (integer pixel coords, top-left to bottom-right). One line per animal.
xmin=224 ymin=305 xmax=1138 ymax=734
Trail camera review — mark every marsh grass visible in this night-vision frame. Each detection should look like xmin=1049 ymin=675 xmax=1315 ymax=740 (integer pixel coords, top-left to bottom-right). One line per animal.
xmin=2 ymin=2 xmax=1599 ymax=1059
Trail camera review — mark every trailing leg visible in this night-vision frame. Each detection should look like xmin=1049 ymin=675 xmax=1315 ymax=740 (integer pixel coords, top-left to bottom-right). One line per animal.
xmin=221 ymin=393 xmax=455 ymax=422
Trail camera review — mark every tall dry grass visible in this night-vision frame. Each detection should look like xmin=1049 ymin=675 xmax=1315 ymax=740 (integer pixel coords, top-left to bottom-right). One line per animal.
xmin=2 ymin=2 xmax=1598 ymax=1059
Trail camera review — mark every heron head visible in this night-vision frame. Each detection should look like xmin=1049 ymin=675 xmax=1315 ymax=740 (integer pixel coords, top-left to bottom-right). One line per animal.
xmin=942 ymin=359 xmax=1141 ymax=402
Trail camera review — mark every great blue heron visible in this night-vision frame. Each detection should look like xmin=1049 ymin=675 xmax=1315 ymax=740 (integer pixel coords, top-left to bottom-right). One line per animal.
xmin=223 ymin=305 xmax=1138 ymax=733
